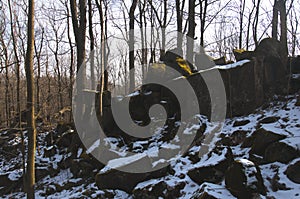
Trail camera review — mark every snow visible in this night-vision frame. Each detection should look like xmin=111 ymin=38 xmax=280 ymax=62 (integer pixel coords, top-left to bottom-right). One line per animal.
xmin=280 ymin=137 xmax=300 ymax=151
xmin=77 ymin=148 xmax=83 ymax=158
xmin=1 ymin=94 xmax=300 ymax=198
xmin=194 ymin=182 xmax=236 ymax=198
xmin=86 ymin=139 xmax=100 ymax=154
xmin=126 ymin=91 xmax=140 ymax=97
xmin=292 ymin=74 xmax=300 ymax=79
xmin=214 ymin=59 xmax=251 ymax=70
xmin=194 ymin=147 xmax=228 ymax=168
xmin=101 ymin=153 xmax=147 ymax=173
xmin=8 ymin=169 xmax=23 ymax=181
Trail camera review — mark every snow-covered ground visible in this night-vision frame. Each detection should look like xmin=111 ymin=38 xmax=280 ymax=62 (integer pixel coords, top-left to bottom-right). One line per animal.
xmin=0 ymin=94 xmax=299 ymax=198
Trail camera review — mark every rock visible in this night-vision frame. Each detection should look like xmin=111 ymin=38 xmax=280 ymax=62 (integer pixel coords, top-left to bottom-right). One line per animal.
xmin=233 ymin=119 xmax=250 ymax=127
xmin=233 ymin=49 xmax=254 ymax=61
xmin=133 ymin=180 xmax=184 ymax=199
xmin=56 ymin=130 xmax=83 ymax=155
xmin=56 ymin=122 xmax=73 ymax=135
xmin=95 ymin=156 xmax=169 ymax=193
xmin=259 ymin=116 xmax=279 ymax=124
xmin=213 ymin=56 xmax=227 ymax=65
xmin=192 ymin=182 xmax=236 ymax=199
xmin=270 ymin=172 xmax=290 ymax=191
xmin=44 ymin=146 xmax=56 ymax=158
xmin=70 ymin=159 xmax=95 ymax=178
xmin=288 ymin=56 xmax=300 ymax=74
xmin=187 ymin=147 xmax=233 ymax=185
xmin=245 ymin=128 xmax=286 ymax=156
xmin=255 ymin=38 xmax=288 ymax=96
xmin=225 ymin=159 xmax=266 ymax=199
xmin=265 ymin=139 xmax=300 ymax=163
xmin=285 ymin=160 xmax=300 ymax=184
xmin=0 ymin=174 xmax=12 ymax=187
xmin=296 ymin=96 xmax=300 ymax=106
xmin=230 ymin=130 xmax=248 ymax=146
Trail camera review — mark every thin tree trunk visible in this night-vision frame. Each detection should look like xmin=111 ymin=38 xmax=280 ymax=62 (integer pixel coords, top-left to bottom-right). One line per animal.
xmin=176 ymin=0 xmax=184 ymax=51
xmin=70 ymin=0 xmax=87 ymax=119
xmin=7 ymin=0 xmax=26 ymax=189
xmin=186 ymin=0 xmax=196 ymax=65
xmin=88 ymin=0 xmax=95 ymax=89
xmin=129 ymin=0 xmax=138 ymax=92
xmin=253 ymin=0 xmax=261 ymax=47
xmin=25 ymin=0 xmax=37 ymax=197
xmin=34 ymin=29 xmax=44 ymax=113
xmin=95 ymin=0 xmax=105 ymax=117
xmin=239 ymin=0 xmax=246 ymax=49
xmin=66 ymin=0 xmax=74 ymax=122
xmin=272 ymin=0 xmax=279 ymax=39
xmin=279 ymin=0 xmax=288 ymax=56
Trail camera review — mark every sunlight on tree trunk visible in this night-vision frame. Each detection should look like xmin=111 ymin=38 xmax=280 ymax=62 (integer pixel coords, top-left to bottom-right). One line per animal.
xmin=25 ymin=0 xmax=37 ymax=198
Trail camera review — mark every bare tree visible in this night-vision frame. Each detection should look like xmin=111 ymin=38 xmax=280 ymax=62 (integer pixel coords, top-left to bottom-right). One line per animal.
xmin=24 ymin=0 xmax=37 ymax=197
xmin=253 ymin=0 xmax=261 ymax=47
xmin=176 ymin=0 xmax=185 ymax=51
xmin=272 ymin=0 xmax=279 ymax=39
xmin=239 ymin=0 xmax=246 ymax=49
xmin=129 ymin=0 xmax=138 ymax=92
xmin=186 ymin=0 xmax=196 ymax=65
xmin=278 ymin=0 xmax=288 ymax=55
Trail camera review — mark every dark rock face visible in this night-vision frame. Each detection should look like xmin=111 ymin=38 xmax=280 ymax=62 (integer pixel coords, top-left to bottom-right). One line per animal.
xmin=233 ymin=119 xmax=250 ymax=127
xmin=244 ymin=128 xmax=286 ymax=156
xmin=288 ymin=56 xmax=300 ymax=74
xmin=95 ymin=165 xmax=169 ymax=193
xmin=233 ymin=50 xmax=254 ymax=61
xmin=286 ymin=160 xmax=300 ymax=184
xmin=259 ymin=116 xmax=280 ymax=124
xmin=187 ymin=147 xmax=233 ymax=185
xmin=133 ymin=180 xmax=184 ymax=199
xmin=213 ymin=56 xmax=227 ymax=65
xmin=265 ymin=141 xmax=299 ymax=163
xmin=225 ymin=159 xmax=266 ymax=199
xmin=192 ymin=183 xmax=235 ymax=199
xmin=255 ymin=38 xmax=288 ymax=96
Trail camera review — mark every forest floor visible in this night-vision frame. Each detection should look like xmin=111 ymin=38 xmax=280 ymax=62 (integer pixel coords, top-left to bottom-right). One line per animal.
xmin=0 ymin=93 xmax=300 ymax=199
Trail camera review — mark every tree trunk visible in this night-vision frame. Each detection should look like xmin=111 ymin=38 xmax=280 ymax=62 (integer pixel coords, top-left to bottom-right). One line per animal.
xmin=186 ymin=0 xmax=196 ymax=65
xmin=88 ymin=0 xmax=95 ymax=89
xmin=272 ymin=0 xmax=279 ymax=39
xmin=176 ymin=0 xmax=184 ymax=51
xmin=129 ymin=0 xmax=138 ymax=92
xmin=200 ymin=0 xmax=208 ymax=47
xmin=95 ymin=0 xmax=106 ymax=117
xmin=279 ymin=0 xmax=288 ymax=56
xmin=239 ymin=0 xmax=246 ymax=49
xmin=25 ymin=0 xmax=37 ymax=198
xmin=7 ymin=0 xmax=26 ymax=189
xmin=66 ymin=0 xmax=74 ymax=122
xmin=253 ymin=0 xmax=261 ymax=47
xmin=70 ymin=0 xmax=87 ymax=119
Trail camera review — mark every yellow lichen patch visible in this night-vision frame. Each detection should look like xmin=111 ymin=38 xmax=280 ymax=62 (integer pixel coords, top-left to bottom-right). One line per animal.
xmin=176 ymin=57 xmax=193 ymax=75
xmin=234 ymin=48 xmax=246 ymax=54
xmin=151 ymin=63 xmax=166 ymax=72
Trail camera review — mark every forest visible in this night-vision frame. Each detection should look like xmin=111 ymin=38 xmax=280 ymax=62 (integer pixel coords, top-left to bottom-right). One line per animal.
xmin=0 ymin=0 xmax=300 ymax=198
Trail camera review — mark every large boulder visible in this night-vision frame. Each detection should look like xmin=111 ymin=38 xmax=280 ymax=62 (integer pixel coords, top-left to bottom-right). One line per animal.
xmin=95 ymin=156 xmax=169 ymax=193
xmin=285 ymin=160 xmax=300 ymax=184
xmin=288 ymin=56 xmax=300 ymax=74
xmin=243 ymin=128 xmax=286 ymax=156
xmin=192 ymin=182 xmax=236 ymax=199
xmin=187 ymin=147 xmax=233 ymax=185
xmin=133 ymin=179 xmax=184 ymax=199
xmin=265 ymin=138 xmax=300 ymax=163
xmin=225 ymin=159 xmax=266 ymax=199
xmin=254 ymin=38 xmax=288 ymax=95
xmin=233 ymin=49 xmax=254 ymax=61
